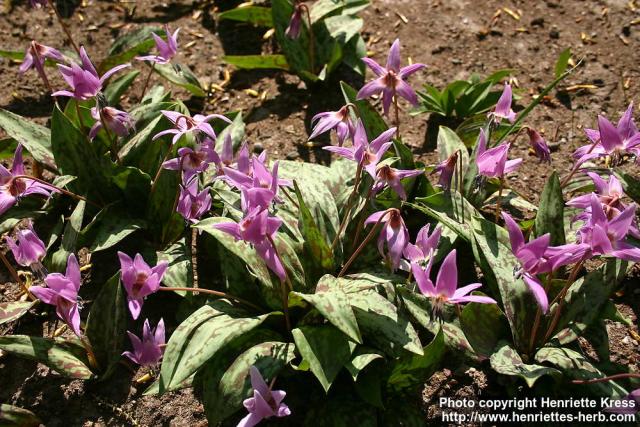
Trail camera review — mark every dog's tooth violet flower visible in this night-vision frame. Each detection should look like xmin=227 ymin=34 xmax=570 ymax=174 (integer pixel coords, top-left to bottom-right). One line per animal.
xmin=89 ymin=105 xmax=134 ymax=140
xmin=5 ymin=222 xmax=46 ymax=269
xmin=526 ymin=128 xmax=551 ymax=163
xmin=488 ymin=83 xmax=516 ymax=123
xmin=30 ymin=254 xmax=82 ymax=336
xmin=365 ymin=208 xmax=409 ymax=271
xmin=137 ymin=25 xmax=180 ymax=64
xmin=122 ymin=318 xmax=165 ymax=367
xmin=357 ymin=39 xmax=426 ymax=116
xmin=238 ymin=366 xmax=291 ymax=427
xmin=118 ymin=252 xmax=168 ymax=320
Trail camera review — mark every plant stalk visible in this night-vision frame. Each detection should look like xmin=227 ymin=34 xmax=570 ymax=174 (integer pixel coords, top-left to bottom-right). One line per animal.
xmin=47 ymin=0 xmax=81 ymax=55
xmin=157 ymin=287 xmax=261 ymax=311
xmin=299 ymin=4 xmax=315 ymax=75
xmin=338 ymin=209 xmax=390 ymax=277
xmin=528 ymin=273 xmax=553 ymax=353
xmin=266 ymin=235 xmax=292 ymax=332
xmin=572 ymin=373 xmax=640 ymax=385
xmin=394 ymin=95 xmax=401 ymax=139
xmin=139 ymin=62 xmax=156 ymax=101
xmin=12 ymin=175 xmax=99 ymax=208
xmin=542 ymin=260 xmax=584 ymax=343
xmin=495 ymin=176 xmax=504 ymax=222
xmin=331 ymin=164 xmax=362 ymax=252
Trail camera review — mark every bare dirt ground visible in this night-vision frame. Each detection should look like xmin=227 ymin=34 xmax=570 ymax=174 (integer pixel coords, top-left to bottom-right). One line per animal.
xmin=1 ymin=0 xmax=639 ymax=425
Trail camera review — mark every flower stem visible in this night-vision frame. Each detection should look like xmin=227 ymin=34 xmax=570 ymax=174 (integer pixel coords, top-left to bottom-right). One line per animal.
xmin=495 ymin=176 xmax=504 ymax=222
xmin=572 ymin=373 xmax=640 ymax=385
xmin=98 ymin=109 xmax=121 ymax=164
xmin=149 ymin=140 xmax=174 ymax=199
xmin=560 ymin=138 xmax=600 ymax=187
xmin=338 ymin=209 xmax=390 ymax=277
xmin=12 ymin=175 xmax=100 ymax=208
xmin=266 ymin=235 xmax=292 ymax=332
xmin=394 ymin=96 xmax=401 ymax=140
xmin=157 ymin=287 xmax=262 ymax=311
xmin=0 ymin=251 xmax=28 ymax=296
xmin=47 ymin=0 xmax=80 ymax=55
xmin=542 ymin=260 xmax=584 ymax=343
xmin=528 ymin=273 xmax=553 ymax=354
xmin=331 ymin=164 xmax=362 ymax=252
xmin=139 ymin=62 xmax=156 ymax=101
xmin=299 ymin=4 xmax=315 ymax=75
xmin=75 ymin=101 xmax=87 ymax=134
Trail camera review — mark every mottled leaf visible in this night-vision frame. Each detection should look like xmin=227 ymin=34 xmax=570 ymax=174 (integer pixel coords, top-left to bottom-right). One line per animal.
xmin=0 ymin=404 xmax=41 ymax=427
xmin=0 ymin=301 xmax=36 ymax=325
xmin=490 ymin=341 xmax=560 ymax=387
xmin=50 ymin=200 xmax=85 ymax=273
xmin=154 ymin=62 xmax=205 ymax=97
xmin=0 ymin=108 xmax=56 ymax=170
xmin=344 ymin=347 xmax=383 ymax=380
xmin=535 ymin=171 xmax=565 ymax=245
xmin=460 ymin=301 xmax=509 ymax=358
xmin=157 ymin=237 xmax=192 ymax=296
xmin=104 ymin=70 xmax=140 ymax=105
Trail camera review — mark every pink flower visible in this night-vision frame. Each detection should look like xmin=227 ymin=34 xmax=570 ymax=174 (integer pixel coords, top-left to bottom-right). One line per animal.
xmin=53 ymin=46 xmax=129 ymax=100
xmin=475 ymin=129 xmax=522 ymax=178
xmin=488 ymin=84 xmax=516 ymax=123
xmin=0 ymin=144 xmax=56 ymax=216
xmin=19 ymin=41 xmax=64 ymax=87
xmin=371 ymin=165 xmax=422 ymax=200
xmin=153 ymin=111 xmax=231 ymax=145
xmin=177 ymin=175 xmax=212 ymax=223
xmin=526 ymin=128 xmax=551 ymax=163
xmin=118 ymin=252 xmax=168 ymax=320
xmin=401 ymin=223 xmax=442 ymax=271
xmin=30 ymin=254 xmax=82 ymax=336
xmin=308 ymin=105 xmax=355 ymax=146
xmin=284 ymin=4 xmax=303 ymax=39
xmin=137 ymin=25 xmax=180 ymax=65
xmin=89 ymin=105 xmax=134 ymax=140
xmin=433 ymin=152 xmax=458 ymax=190
xmin=162 ymin=138 xmax=218 ymax=175
xmin=238 ymin=366 xmax=291 ymax=427
xmin=365 ymin=208 xmax=409 ymax=271
xmin=411 ymin=250 xmax=496 ymax=316
xmin=123 ymin=318 xmax=165 ymax=366
xmin=5 ymin=222 xmax=46 ymax=268
xmin=357 ymin=39 xmax=426 ymax=115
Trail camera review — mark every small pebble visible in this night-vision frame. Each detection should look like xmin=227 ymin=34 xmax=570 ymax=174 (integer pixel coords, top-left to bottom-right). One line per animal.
xmin=531 ymin=17 xmax=545 ymax=27
xmin=549 ymin=30 xmax=560 ymax=39
xmin=286 ymin=151 xmax=298 ymax=160
xmin=253 ymin=142 xmax=264 ymax=154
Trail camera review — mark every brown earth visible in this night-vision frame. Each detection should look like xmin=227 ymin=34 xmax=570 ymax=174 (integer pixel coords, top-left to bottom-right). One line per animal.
xmin=1 ymin=0 xmax=640 ymax=425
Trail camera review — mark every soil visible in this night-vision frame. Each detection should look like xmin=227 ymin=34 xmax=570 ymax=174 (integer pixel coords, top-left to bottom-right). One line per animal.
xmin=1 ymin=0 xmax=639 ymax=425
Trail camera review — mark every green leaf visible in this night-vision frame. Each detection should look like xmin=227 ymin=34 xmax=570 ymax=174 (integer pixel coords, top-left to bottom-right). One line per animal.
xmin=310 ymin=0 xmax=369 ymax=22
xmin=325 ymin=15 xmax=363 ymax=41
xmin=0 ymin=301 xmax=36 ymax=325
xmin=202 ymin=341 xmax=295 ymax=424
xmin=216 ymin=112 xmax=246 ymax=153
xmin=535 ymin=171 xmax=565 ymax=245
xmin=218 ymin=6 xmax=273 ymax=26
xmin=0 ymin=335 xmax=93 ymax=379
xmin=0 ymin=404 xmax=42 ymax=427
xmin=437 ymin=126 xmax=469 ymax=182
xmin=554 ymin=48 xmax=572 ymax=78
xmin=344 ymin=347 xmax=384 ymax=380
xmin=222 ymin=54 xmax=289 ymax=70
xmin=51 ymin=200 xmax=85 ymax=273
xmin=490 ymin=341 xmax=560 ymax=387
xmin=85 ymin=273 xmax=127 ymax=378
xmin=535 ymin=346 xmax=627 ymax=397
xmin=292 ymin=275 xmax=361 ymax=343
xmin=157 ymin=237 xmax=193 ymax=296
xmin=386 ymin=329 xmax=445 ymax=393
xmin=100 ymin=26 xmax=162 ymax=73
xmin=159 ymin=301 xmax=274 ymax=392
xmin=154 ymin=63 xmax=206 ymax=97
xmin=104 ymin=70 xmax=140 ymax=105
xmin=292 ymin=325 xmax=356 ymax=392
xmin=340 ymin=81 xmax=388 ymax=141
xmin=82 ymin=204 xmax=144 ymax=252
xmin=410 ymin=191 xmax=478 ymax=241
xmin=471 ymin=215 xmax=532 ymax=351
xmin=0 ymin=108 xmax=56 ymax=171
xmin=460 ymin=301 xmax=509 ymax=358
xmin=615 ymin=170 xmax=640 ymax=204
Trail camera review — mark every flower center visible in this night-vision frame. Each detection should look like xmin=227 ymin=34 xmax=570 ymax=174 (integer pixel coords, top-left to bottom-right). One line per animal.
xmin=384 ymin=70 xmax=399 ymax=87
xmin=376 ymin=165 xmax=396 ymax=182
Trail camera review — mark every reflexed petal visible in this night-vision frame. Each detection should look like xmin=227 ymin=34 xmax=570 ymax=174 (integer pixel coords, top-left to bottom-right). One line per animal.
xmin=356 ymin=78 xmax=385 ymax=100
xmin=597 ymin=115 xmax=622 ymax=152
xmin=522 ymin=274 xmax=549 ymax=313
xmin=435 ymin=250 xmax=458 ymax=298
xmin=395 ymin=79 xmax=419 ymax=105
xmin=399 ymin=63 xmax=426 ymax=79
xmin=411 ymin=262 xmax=436 ymax=296
xmin=386 ymin=39 xmax=401 ymax=71
xmin=361 ymin=58 xmax=386 ymax=77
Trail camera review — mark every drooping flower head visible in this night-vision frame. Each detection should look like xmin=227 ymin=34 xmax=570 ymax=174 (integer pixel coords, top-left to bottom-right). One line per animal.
xmin=239 ymin=366 xmax=291 ymax=427
xmin=163 ymin=138 xmax=218 ymax=176
xmin=153 ymin=111 xmax=231 ymax=145
xmin=526 ymin=128 xmax=551 ymax=163
xmin=309 ymin=105 xmax=355 ymax=146
xmin=137 ymin=25 xmax=180 ymax=64
xmin=122 ymin=318 xmax=165 ymax=367
xmin=357 ymin=39 xmax=426 ymax=115
xmin=401 ymin=223 xmax=442 ymax=271
xmin=0 ymin=144 xmax=56 ymax=216
xmin=604 ymin=388 xmax=640 ymax=415
xmin=89 ymin=105 xmax=134 ymax=140
xmin=20 ymin=41 xmax=64 ymax=87
xmin=371 ymin=164 xmax=422 ymax=200
xmin=503 ymin=212 xmax=589 ymax=313
xmin=475 ymin=129 xmax=522 ymax=179
xmin=284 ymin=3 xmax=303 ymax=39
xmin=5 ymin=222 xmax=46 ymax=269
xmin=213 ymin=207 xmax=286 ymax=281
xmin=30 ymin=253 xmax=82 ymax=336
xmin=223 ymin=158 xmax=292 ymax=211
xmin=411 ymin=250 xmax=496 ymax=319
xmin=364 ymin=208 xmax=409 ymax=271
xmin=118 ymin=252 xmax=168 ymax=320
xmin=488 ymin=83 xmax=516 ymax=123
xmin=53 ymin=46 xmax=129 ymax=100
xmin=177 ymin=175 xmax=212 ymax=223
xmin=433 ymin=151 xmax=458 ymax=191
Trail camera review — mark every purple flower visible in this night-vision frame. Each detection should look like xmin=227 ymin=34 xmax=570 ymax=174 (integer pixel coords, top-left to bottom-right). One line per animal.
xmin=488 ymin=83 xmax=516 ymax=123
xmin=29 ymin=254 xmax=82 ymax=336
xmin=401 ymin=223 xmax=442 ymax=271
xmin=177 ymin=175 xmax=212 ymax=223
xmin=153 ymin=111 xmax=231 ymax=145
xmin=308 ymin=105 xmax=355 ymax=146
xmin=503 ymin=212 xmax=589 ymax=313
xmin=364 ymin=208 xmax=409 ymax=271
xmin=604 ymin=388 xmax=640 ymax=414
xmin=433 ymin=152 xmax=458 ymax=190
xmin=284 ymin=4 xmax=303 ymax=39
xmin=238 ymin=366 xmax=291 ymax=427
xmin=5 ymin=222 xmax=46 ymax=268
xmin=411 ymin=250 xmax=496 ymax=316
xmin=122 ymin=318 xmax=165 ymax=367
xmin=526 ymin=129 xmax=551 ymax=163
xmin=137 ymin=25 xmax=180 ymax=64
xmin=163 ymin=138 xmax=218 ymax=175
xmin=357 ymin=39 xmax=426 ymax=115
xmin=476 ymin=129 xmax=522 ymax=178
xmin=371 ymin=165 xmax=422 ymax=200
xmin=0 ymin=144 xmax=56 ymax=216
xmin=577 ymin=194 xmax=640 ymax=262
xmin=323 ymin=120 xmax=396 ymax=178
xmin=30 ymin=0 xmax=48 ymax=8
xmin=53 ymin=46 xmax=130 ymax=100
xmin=19 ymin=41 xmax=64 ymax=85
xmin=573 ymin=103 xmax=640 ymax=166
xmin=213 ymin=207 xmax=286 ymax=281
xmin=118 ymin=252 xmax=168 ymax=320
xmin=89 ymin=105 xmax=134 ymax=140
